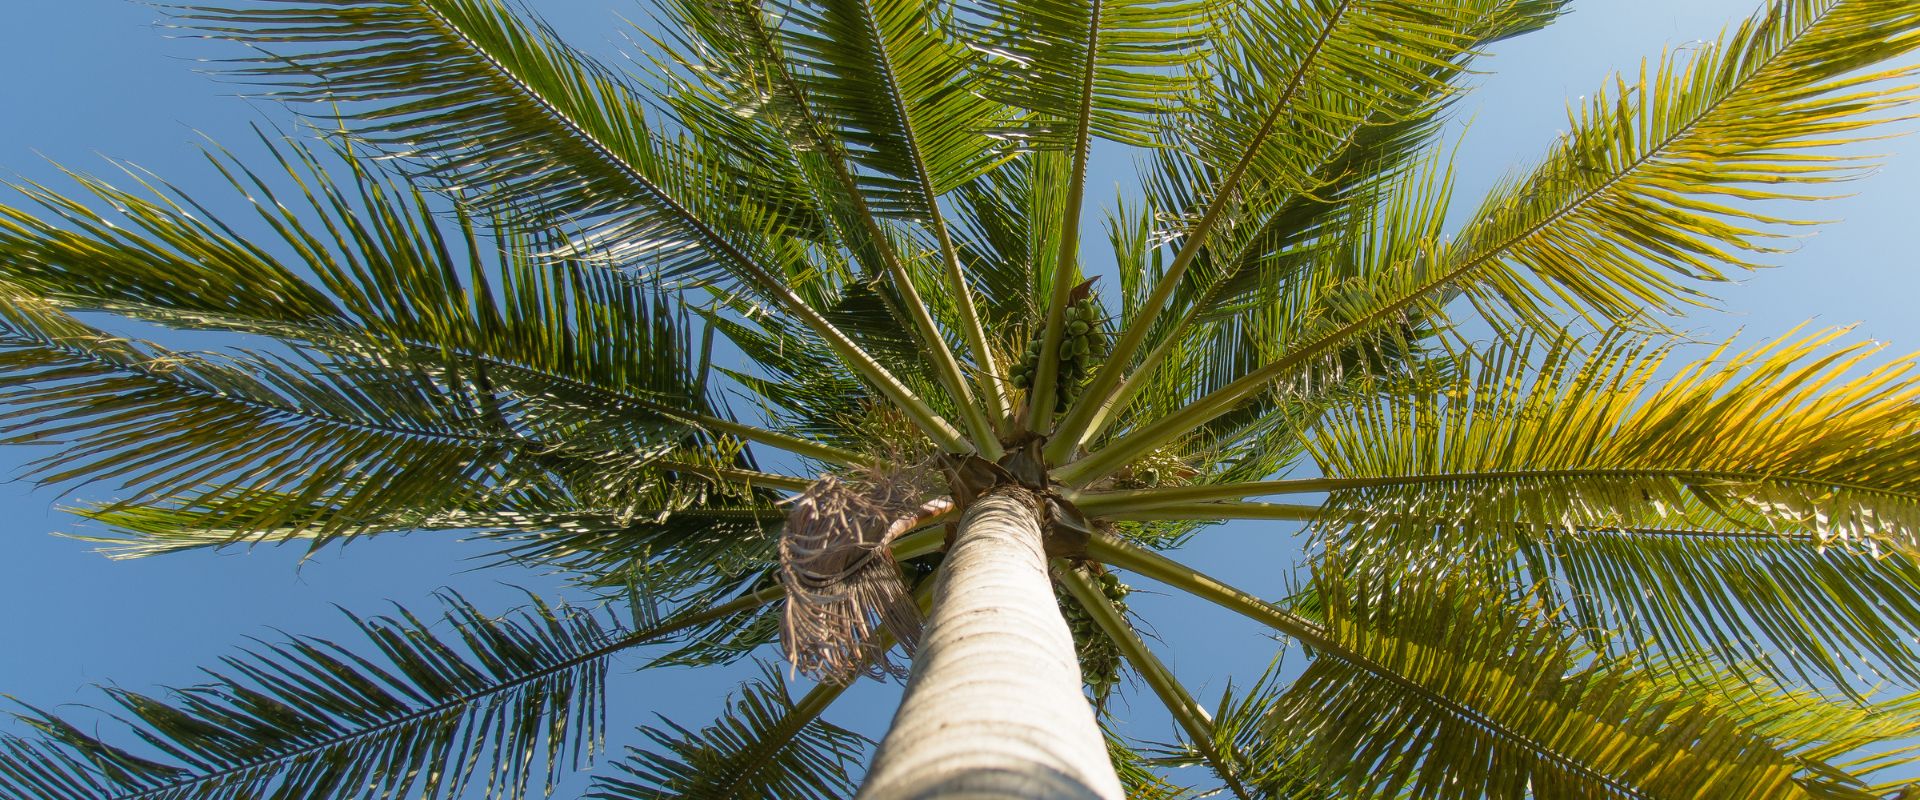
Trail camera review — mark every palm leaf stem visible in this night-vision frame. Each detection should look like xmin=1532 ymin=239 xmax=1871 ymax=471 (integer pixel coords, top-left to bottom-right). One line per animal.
xmin=1101 ymin=501 xmax=1319 ymax=521
xmin=452 ymin=347 xmax=870 ymax=467
xmin=1046 ymin=5 xmax=1528 ymax=462
xmin=610 ymin=395 xmax=869 ymax=467
xmin=843 ymin=0 xmax=1008 ymax=439
xmin=1022 ymin=0 xmax=1103 ymax=433
xmin=1057 ymin=563 xmax=1252 ymax=800
xmin=653 ymin=461 xmax=814 ymax=492
xmin=1075 ymin=469 xmax=1920 ymax=513
xmin=0 ymin=304 xmax=538 ymax=453
xmin=1058 ymin=0 xmax=1903 ymax=486
xmin=1085 ymin=533 xmax=1649 ymax=799
xmin=1050 ymin=0 xmax=1357 ymax=455
xmin=891 ymin=524 xmax=949 ymax=560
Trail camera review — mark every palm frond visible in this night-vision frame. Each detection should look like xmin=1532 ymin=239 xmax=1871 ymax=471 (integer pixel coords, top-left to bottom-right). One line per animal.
xmin=0 ymin=592 xmax=622 ymax=800
xmin=1105 ymin=727 xmax=1197 ymax=800
xmin=1452 ymin=0 xmax=1920 ymax=327
xmin=1255 ymin=572 xmax=1905 ymax=799
xmin=1054 ymin=0 xmax=1530 ymax=450
xmin=772 ymin=0 xmax=1010 ymax=218
xmin=1058 ymin=564 xmax=1252 ymax=799
xmin=956 ymin=0 xmax=1216 ymax=149
xmin=953 ymin=0 xmax=1223 ymax=425
xmin=1066 ymin=0 xmax=1920 ymax=477
xmin=1148 ymin=657 xmax=1336 ymax=799
xmin=587 ymin=664 xmax=867 ymax=800
xmin=1059 ymin=155 xmax=1458 ymax=483
xmin=1305 ymin=328 xmax=1920 ymax=690
xmin=169 ymin=0 xmax=968 ymax=449
xmin=650 ymin=0 xmax=1009 ymax=446
xmin=0 ymin=298 xmax=618 ymax=549
xmin=1092 ymin=534 xmax=1914 ymax=798
xmin=170 ymin=0 xmax=777 ymax=290
xmin=776 ymin=0 xmax=1015 ymax=425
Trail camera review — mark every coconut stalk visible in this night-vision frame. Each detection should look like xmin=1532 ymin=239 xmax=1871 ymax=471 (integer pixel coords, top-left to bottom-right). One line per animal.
xmin=858 ymin=486 xmax=1124 ymax=799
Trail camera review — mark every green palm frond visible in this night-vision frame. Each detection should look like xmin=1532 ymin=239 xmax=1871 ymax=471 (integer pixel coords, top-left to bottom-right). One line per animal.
xmin=171 ymin=0 xmax=776 ymax=289
xmin=1058 ymin=564 xmax=1252 ymax=797
xmin=587 ymin=664 xmax=867 ymax=800
xmin=771 ymin=0 xmax=1009 ymax=219
xmin=1452 ymin=0 xmax=1920 ymax=327
xmin=1257 ymin=573 xmax=1907 ymax=799
xmin=956 ymin=0 xmax=1216 ymax=150
xmin=1148 ymin=658 xmax=1334 ymax=799
xmin=946 ymin=154 xmax=1062 ymax=326
xmin=1305 ymin=328 xmax=1920 ymax=690
xmin=0 ymin=591 xmax=624 ymax=800
xmin=1154 ymin=0 xmax=1561 ymax=314
xmin=953 ymin=0 xmax=1226 ymax=426
xmin=1052 ymin=0 xmax=1537 ymax=451
xmin=773 ymin=0 xmax=1015 ymax=435
xmin=1096 ymin=536 xmax=1916 ymax=799
xmin=170 ymin=0 xmax=969 ymax=450
xmin=1061 ymin=155 xmax=1459 ymax=482
xmin=1641 ymin=664 xmax=1920 ymax=794
xmin=0 ymin=137 xmax=716 ymax=444
xmin=0 ymin=298 xmax=615 ymax=549
xmin=1065 ymin=0 xmax=1920 ymax=478
xmin=1142 ymin=0 xmax=1563 ymax=370
xmin=1105 ymin=727 xmax=1196 ymax=800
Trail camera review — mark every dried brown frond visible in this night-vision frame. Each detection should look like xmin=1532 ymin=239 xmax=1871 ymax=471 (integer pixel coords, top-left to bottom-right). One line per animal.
xmin=780 ymin=468 xmax=948 ymax=682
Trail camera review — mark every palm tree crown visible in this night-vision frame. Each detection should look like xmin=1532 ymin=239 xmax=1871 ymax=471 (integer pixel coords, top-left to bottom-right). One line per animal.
xmin=5 ymin=0 xmax=1920 ymax=797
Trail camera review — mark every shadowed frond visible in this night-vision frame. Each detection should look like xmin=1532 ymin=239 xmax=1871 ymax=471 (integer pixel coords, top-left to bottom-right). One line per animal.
xmin=0 ymin=140 xmax=712 ymax=431
xmin=1306 ymin=328 xmax=1920 ymax=690
xmin=587 ymin=664 xmax=868 ymax=800
xmin=0 ymin=592 xmax=626 ymax=800
xmin=1060 ymin=156 xmax=1459 ymax=483
xmin=0 ymin=144 xmax=779 ymax=548
xmin=649 ymin=0 xmax=1010 ymax=446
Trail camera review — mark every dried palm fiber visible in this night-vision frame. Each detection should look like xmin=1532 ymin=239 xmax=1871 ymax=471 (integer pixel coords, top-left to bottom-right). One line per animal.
xmin=781 ymin=471 xmax=950 ymax=681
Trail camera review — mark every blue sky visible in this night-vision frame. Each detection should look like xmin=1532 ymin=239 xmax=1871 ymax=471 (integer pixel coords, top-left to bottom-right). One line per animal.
xmin=2 ymin=0 xmax=1917 ymax=795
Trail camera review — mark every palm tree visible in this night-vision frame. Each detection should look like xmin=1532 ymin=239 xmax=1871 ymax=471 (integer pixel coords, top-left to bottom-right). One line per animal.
xmin=5 ymin=0 xmax=1920 ymax=796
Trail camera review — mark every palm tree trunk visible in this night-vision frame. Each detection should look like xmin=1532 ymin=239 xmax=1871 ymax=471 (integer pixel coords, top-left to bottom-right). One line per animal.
xmin=858 ymin=486 xmax=1124 ymax=799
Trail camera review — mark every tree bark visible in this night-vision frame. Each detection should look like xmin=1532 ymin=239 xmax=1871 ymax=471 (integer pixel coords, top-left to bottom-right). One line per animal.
xmin=858 ymin=486 xmax=1124 ymax=799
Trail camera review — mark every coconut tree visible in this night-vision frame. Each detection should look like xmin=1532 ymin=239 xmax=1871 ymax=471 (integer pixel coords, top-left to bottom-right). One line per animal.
xmin=6 ymin=0 xmax=1920 ymax=796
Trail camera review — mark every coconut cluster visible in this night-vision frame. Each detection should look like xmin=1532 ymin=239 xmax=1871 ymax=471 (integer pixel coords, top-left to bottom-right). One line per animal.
xmin=1011 ymin=298 xmax=1109 ymax=412
xmin=1061 ymin=569 xmax=1132 ymax=704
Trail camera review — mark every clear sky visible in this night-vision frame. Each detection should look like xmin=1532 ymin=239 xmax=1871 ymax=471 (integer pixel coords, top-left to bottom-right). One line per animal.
xmin=1 ymin=1 xmax=1916 ymax=796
